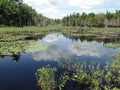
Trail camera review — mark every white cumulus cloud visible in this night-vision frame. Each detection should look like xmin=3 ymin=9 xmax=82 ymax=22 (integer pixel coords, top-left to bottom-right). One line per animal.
xmin=23 ymin=0 xmax=66 ymax=18
xmin=69 ymin=0 xmax=106 ymax=9
xmin=23 ymin=0 xmax=120 ymax=18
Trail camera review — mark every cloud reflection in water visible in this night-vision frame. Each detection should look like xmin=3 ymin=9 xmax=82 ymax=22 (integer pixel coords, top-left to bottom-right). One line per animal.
xmin=68 ymin=42 xmax=108 ymax=57
xmin=32 ymin=34 xmax=116 ymax=62
xmin=41 ymin=33 xmax=64 ymax=43
xmin=32 ymin=45 xmax=65 ymax=61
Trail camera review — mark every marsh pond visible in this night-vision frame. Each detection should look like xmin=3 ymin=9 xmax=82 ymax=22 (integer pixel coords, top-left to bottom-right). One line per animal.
xmin=0 ymin=33 xmax=120 ymax=90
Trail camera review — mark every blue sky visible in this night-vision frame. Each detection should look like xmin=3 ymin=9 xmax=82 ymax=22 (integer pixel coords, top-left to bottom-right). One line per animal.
xmin=23 ymin=0 xmax=120 ymax=19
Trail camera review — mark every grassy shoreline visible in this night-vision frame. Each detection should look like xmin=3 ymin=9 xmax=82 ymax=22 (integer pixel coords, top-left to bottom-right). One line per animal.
xmin=0 ymin=26 xmax=79 ymax=33
xmin=0 ymin=26 xmax=119 ymax=43
xmin=0 ymin=26 xmax=120 ymax=33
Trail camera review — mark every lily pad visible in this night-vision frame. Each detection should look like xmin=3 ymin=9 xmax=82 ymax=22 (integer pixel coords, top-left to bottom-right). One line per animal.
xmin=0 ymin=40 xmax=47 ymax=55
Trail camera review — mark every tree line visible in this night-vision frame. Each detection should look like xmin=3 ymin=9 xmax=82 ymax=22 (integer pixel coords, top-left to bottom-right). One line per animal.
xmin=0 ymin=0 xmax=35 ymax=27
xmin=0 ymin=0 xmax=120 ymax=27
xmin=0 ymin=0 xmax=53 ymax=27
xmin=62 ymin=11 xmax=120 ymax=27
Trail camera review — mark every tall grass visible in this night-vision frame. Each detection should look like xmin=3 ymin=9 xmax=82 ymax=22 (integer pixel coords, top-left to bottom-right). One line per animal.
xmin=0 ymin=26 xmax=120 ymax=34
xmin=0 ymin=26 xmax=79 ymax=33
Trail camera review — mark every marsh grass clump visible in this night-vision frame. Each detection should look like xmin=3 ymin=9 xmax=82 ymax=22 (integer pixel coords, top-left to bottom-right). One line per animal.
xmin=104 ymin=56 xmax=120 ymax=89
xmin=59 ymin=58 xmax=120 ymax=90
xmin=58 ymin=60 xmax=104 ymax=90
xmin=36 ymin=56 xmax=120 ymax=90
xmin=36 ymin=66 xmax=57 ymax=90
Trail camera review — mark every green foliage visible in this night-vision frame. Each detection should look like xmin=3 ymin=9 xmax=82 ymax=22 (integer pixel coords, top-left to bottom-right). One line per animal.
xmin=105 ymin=57 xmax=120 ymax=89
xmin=0 ymin=0 xmax=37 ymax=27
xmin=62 ymin=10 xmax=120 ymax=27
xmin=0 ymin=26 xmax=80 ymax=33
xmin=59 ymin=73 xmax=69 ymax=90
xmin=0 ymin=35 xmax=47 ymax=55
xmin=36 ymin=66 xmax=57 ymax=90
xmin=36 ymin=56 xmax=120 ymax=90
xmin=59 ymin=60 xmax=103 ymax=90
xmin=0 ymin=40 xmax=29 ymax=55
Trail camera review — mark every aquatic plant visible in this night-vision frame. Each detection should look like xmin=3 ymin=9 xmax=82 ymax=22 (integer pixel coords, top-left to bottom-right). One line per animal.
xmin=0 ymin=40 xmax=47 ymax=55
xmin=58 ymin=60 xmax=103 ymax=90
xmin=36 ymin=66 xmax=57 ymax=90
xmin=104 ymin=43 xmax=120 ymax=49
xmin=25 ymin=41 xmax=47 ymax=53
xmin=36 ymin=56 xmax=120 ymax=90
xmin=59 ymin=73 xmax=69 ymax=90
xmin=104 ymin=56 xmax=120 ymax=89
xmin=114 ymin=54 xmax=120 ymax=58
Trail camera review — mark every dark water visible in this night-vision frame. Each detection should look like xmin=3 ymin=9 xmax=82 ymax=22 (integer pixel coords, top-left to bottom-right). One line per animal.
xmin=0 ymin=33 xmax=119 ymax=90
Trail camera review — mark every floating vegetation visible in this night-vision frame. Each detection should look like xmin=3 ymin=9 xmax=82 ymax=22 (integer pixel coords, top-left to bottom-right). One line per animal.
xmin=0 ymin=40 xmax=47 ymax=55
xmin=113 ymin=54 xmax=120 ymax=59
xmin=0 ymin=33 xmax=47 ymax=56
xmin=0 ymin=35 xmax=24 ymax=41
xmin=26 ymin=41 xmax=47 ymax=53
xmin=0 ymin=41 xmax=27 ymax=55
xmin=104 ymin=43 xmax=120 ymax=49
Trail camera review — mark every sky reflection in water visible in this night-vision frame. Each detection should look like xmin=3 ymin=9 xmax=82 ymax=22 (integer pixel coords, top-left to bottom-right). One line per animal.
xmin=0 ymin=33 xmax=119 ymax=90
xmin=32 ymin=33 xmax=118 ymax=62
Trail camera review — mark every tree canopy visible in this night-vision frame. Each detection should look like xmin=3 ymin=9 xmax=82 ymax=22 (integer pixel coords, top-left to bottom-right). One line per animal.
xmin=0 ymin=0 xmax=37 ymax=27
xmin=0 ymin=0 xmax=120 ymax=27
xmin=62 ymin=11 xmax=120 ymax=27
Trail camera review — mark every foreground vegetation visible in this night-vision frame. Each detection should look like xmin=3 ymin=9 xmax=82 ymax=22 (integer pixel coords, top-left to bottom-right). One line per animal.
xmin=36 ymin=55 xmax=120 ymax=90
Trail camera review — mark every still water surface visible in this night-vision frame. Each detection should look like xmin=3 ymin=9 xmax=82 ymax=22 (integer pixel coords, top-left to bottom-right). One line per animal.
xmin=0 ymin=33 xmax=119 ymax=90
